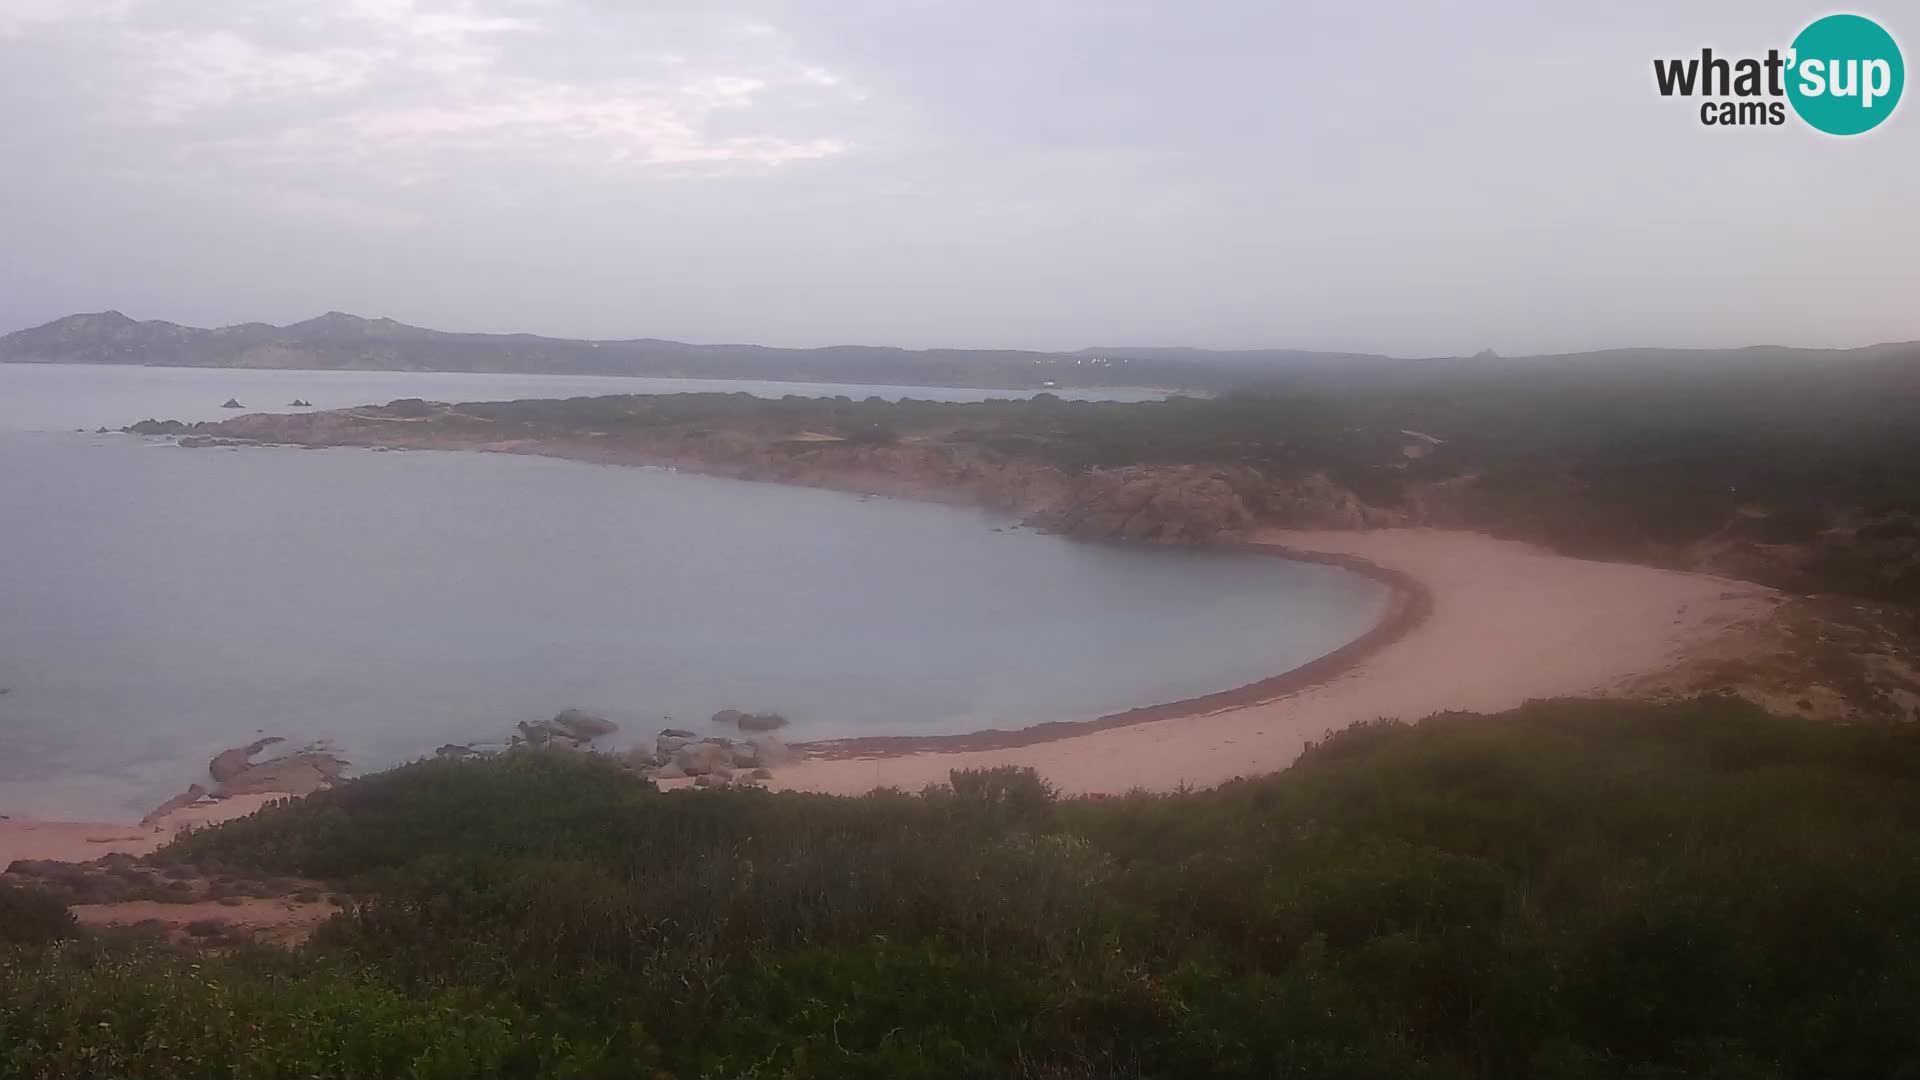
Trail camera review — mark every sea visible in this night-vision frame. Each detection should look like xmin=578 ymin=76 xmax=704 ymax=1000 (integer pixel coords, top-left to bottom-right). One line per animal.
xmin=0 ymin=363 xmax=1385 ymax=818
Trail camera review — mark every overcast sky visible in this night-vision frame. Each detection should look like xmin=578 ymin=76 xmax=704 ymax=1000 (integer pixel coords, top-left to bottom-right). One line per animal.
xmin=0 ymin=0 xmax=1913 ymax=355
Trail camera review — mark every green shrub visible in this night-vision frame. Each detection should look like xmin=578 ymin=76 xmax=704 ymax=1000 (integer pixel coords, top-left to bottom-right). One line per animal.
xmin=0 ymin=885 xmax=77 ymax=946
xmin=15 ymin=699 xmax=1920 ymax=1077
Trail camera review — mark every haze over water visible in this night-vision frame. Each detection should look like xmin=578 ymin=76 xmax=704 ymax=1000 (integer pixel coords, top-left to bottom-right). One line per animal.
xmin=0 ymin=365 xmax=1382 ymax=819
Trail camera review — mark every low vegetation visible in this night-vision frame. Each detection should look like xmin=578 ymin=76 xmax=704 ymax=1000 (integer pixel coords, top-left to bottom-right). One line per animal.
xmin=192 ymin=349 xmax=1920 ymax=609
xmin=6 ymin=697 xmax=1920 ymax=1077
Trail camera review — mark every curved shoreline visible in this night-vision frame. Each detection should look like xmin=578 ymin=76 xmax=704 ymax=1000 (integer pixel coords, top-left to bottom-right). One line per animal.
xmin=797 ymin=540 xmax=1433 ymax=758
xmin=141 ymin=424 xmax=1434 ymax=761
xmin=10 ymin=428 xmax=1777 ymax=826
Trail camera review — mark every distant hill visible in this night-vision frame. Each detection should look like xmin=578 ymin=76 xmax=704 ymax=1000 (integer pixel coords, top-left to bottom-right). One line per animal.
xmin=0 ymin=311 xmax=1250 ymax=391
xmin=5 ymin=310 xmax=1916 ymax=392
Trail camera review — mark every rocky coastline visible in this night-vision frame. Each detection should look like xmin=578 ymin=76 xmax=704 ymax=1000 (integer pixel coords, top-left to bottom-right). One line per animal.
xmin=124 ymin=399 xmax=1408 ymax=546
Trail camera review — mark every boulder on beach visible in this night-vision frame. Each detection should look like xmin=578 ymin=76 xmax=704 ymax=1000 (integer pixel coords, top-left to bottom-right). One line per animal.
xmin=673 ymin=741 xmax=734 ymax=777
xmin=205 ymin=736 xmax=347 ymax=797
xmin=140 ymin=783 xmax=208 ymax=826
xmin=220 ymin=398 xmax=243 ymax=409
xmin=748 ymin=735 xmax=789 ymax=766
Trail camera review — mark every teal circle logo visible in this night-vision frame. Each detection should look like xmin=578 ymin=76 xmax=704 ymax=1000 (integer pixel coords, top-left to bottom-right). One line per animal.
xmin=1787 ymin=14 xmax=1904 ymax=134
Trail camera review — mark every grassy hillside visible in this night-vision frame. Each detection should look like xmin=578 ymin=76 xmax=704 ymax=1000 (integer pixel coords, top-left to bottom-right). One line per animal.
xmin=6 ymin=697 xmax=1920 ymax=1078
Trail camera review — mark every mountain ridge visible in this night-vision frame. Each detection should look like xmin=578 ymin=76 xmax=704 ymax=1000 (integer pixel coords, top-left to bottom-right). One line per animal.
xmin=5 ymin=310 xmax=1917 ymax=391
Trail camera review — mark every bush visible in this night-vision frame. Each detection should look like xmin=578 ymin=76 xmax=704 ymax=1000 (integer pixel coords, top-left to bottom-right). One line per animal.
xmin=0 ymin=884 xmax=78 ymax=945
xmin=18 ymin=699 xmax=1920 ymax=1077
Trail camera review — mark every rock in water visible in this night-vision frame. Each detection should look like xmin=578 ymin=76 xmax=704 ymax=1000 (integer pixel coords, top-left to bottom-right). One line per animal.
xmin=712 ymin=708 xmax=789 ymax=732
xmin=739 ymin=712 xmax=789 ymax=732
xmin=550 ymin=707 xmax=617 ymax=740
xmin=220 ymin=398 xmax=243 ymax=409
xmin=125 ymin=419 xmax=190 ymax=435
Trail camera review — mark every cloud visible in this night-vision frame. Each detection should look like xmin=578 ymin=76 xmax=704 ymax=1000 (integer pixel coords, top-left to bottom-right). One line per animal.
xmin=10 ymin=0 xmax=859 ymax=176
xmin=0 ymin=0 xmax=131 ymax=38
xmin=340 ymin=77 xmax=851 ymax=168
xmin=133 ymin=30 xmax=383 ymax=121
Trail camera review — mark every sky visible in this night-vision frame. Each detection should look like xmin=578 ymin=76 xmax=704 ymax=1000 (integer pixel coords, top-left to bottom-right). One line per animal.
xmin=0 ymin=0 xmax=1914 ymax=356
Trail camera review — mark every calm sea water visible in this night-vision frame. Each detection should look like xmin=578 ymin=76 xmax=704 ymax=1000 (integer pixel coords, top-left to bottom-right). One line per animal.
xmin=0 ymin=367 xmax=1380 ymax=820
xmin=0 ymin=362 xmax=1169 ymax=434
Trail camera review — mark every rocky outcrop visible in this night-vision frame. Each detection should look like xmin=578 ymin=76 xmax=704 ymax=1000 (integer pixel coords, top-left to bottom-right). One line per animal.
xmin=514 ymin=709 xmax=619 ymax=750
xmin=210 ymin=738 xmax=285 ymax=783
xmin=550 ymin=708 xmax=617 ymax=740
xmin=141 ymin=783 xmax=208 ymax=826
xmin=220 ymin=398 xmax=243 ymax=409
xmin=1027 ymin=466 xmax=1256 ymax=544
xmin=207 ymin=736 xmax=347 ymax=796
xmin=611 ymin=727 xmax=789 ymax=787
xmin=125 ymin=419 xmax=193 ymax=435
xmin=1248 ymin=472 xmax=1409 ymax=530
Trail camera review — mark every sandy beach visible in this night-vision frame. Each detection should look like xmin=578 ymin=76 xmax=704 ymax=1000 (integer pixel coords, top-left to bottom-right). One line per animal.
xmin=768 ymin=528 xmax=1779 ymax=795
xmin=0 ymin=792 xmax=289 ymax=866
xmin=3 ymin=527 xmax=1779 ymax=863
